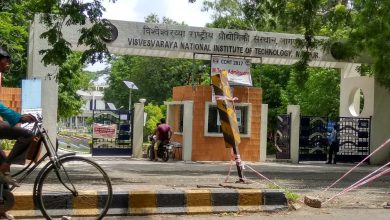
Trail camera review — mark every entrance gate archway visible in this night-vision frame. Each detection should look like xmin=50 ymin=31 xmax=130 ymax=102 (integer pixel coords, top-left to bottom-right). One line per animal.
xmin=27 ymin=15 xmax=390 ymax=164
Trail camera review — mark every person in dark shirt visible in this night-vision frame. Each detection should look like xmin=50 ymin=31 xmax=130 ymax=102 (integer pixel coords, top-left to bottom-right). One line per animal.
xmin=326 ymin=124 xmax=339 ymax=164
xmin=153 ymin=118 xmax=172 ymax=161
xmin=0 ymin=48 xmax=37 ymax=188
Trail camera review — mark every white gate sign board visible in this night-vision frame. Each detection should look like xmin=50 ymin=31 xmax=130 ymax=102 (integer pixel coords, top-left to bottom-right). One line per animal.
xmin=60 ymin=19 xmax=336 ymax=66
xmin=211 ymin=56 xmax=252 ymax=86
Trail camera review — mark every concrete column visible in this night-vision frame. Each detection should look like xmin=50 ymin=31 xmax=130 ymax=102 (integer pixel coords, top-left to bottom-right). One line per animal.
xmin=27 ymin=16 xmax=59 ymax=146
xmin=339 ymin=63 xmax=374 ymax=117
xmin=338 ymin=63 xmax=390 ymax=164
xmin=182 ymin=101 xmax=194 ymax=161
xmin=260 ymin=104 xmax=268 ymax=162
xmin=370 ymin=80 xmax=390 ymax=164
xmin=166 ymin=104 xmax=174 ymax=126
xmin=132 ymin=102 xmax=144 ymax=158
xmin=287 ymin=105 xmax=300 ymax=164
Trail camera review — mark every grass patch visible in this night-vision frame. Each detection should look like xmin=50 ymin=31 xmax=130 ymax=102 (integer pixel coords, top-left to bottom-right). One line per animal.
xmin=267 ymin=183 xmax=300 ymax=203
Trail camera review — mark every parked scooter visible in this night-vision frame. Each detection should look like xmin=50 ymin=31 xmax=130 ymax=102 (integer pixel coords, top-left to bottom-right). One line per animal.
xmin=147 ymin=135 xmax=172 ymax=162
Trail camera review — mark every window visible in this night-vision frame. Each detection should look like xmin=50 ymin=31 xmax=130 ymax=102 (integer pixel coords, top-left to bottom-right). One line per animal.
xmin=205 ymin=102 xmax=251 ymax=137
xmin=179 ymin=105 xmax=184 ymax=133
xmin=170 ymin=104 xmax=184 ymax=134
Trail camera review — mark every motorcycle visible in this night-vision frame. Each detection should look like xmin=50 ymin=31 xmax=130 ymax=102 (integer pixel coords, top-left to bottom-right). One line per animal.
xmin=147 ymin=135 xmax=172 ymax=162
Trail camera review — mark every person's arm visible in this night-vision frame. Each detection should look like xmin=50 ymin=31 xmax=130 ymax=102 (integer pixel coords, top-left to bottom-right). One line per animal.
xmin=0 ymin=102 xmax=21 ymax=127
xmin=168 ymin=128 xmax=173 ymax=140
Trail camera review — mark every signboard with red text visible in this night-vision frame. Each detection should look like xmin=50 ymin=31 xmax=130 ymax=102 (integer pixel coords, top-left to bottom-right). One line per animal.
xmin=211 ymin=56 xmax=252 ymax=86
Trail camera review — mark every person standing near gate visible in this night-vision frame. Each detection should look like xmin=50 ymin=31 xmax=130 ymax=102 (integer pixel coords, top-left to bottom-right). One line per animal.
xmin=326 ymin=124 xmax=339 ymax=164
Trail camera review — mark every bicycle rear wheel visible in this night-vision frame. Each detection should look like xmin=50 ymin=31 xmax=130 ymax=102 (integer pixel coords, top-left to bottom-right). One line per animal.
xmin=35 ymin=156 xmax=112 ymax=220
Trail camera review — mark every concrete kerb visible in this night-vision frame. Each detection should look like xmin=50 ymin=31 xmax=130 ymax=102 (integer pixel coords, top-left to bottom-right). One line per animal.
xmin=11 ymin=189 xmax=288 ymax=217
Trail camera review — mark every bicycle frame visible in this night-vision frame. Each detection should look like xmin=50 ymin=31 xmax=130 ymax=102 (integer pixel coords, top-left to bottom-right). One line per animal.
xmin=10 ymin=120 xmax=75 ymax=191
xmin=3 ymin=117 xmax=113 ymax=219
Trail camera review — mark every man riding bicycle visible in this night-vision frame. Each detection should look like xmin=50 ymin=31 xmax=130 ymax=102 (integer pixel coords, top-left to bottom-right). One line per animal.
xmin=0 ymin=48 xmax=37 ymax=189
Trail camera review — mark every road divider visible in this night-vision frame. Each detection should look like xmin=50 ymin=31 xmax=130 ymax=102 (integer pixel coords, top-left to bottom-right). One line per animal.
xmin=10 ymin=189 xmax=288 ymax=217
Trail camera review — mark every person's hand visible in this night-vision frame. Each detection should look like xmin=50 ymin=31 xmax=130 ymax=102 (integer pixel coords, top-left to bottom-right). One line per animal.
xmin=19 ymin=114 xmax=38 ymax=123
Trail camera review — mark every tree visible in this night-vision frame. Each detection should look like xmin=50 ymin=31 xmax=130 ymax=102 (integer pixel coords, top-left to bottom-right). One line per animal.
xmin=200 ymin=0 xmax=390 ymax=91
xmin=144 ymin=103 xmax=165 ymax=137
xmin=1 ymin=1 xmax=113 ymax=119
xmin=0 ymin=0 xmax=30 ymax=86
xmin=251 ymin=64 xmax=291 ymax=130
xmin=1 ymin=0 xmax=117 ymax=81
xmin=348 ymin=1 xmax=390 ymax=89
xmin=26 ymin=0 xmax=117 ymax=68
xmin=200 ymin=0 xmax=342 ymax=130
xmin=57 ymin=52 xmax=94 ymax=119
xmin=104 ymin=55 xmax=209 ymax=108
xmin=281 ymin=68 xmax=340 ymax=118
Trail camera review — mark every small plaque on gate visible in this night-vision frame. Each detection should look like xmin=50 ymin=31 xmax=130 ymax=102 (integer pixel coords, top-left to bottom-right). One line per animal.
xmin=358 ymin=120 xmax=369 ymax=128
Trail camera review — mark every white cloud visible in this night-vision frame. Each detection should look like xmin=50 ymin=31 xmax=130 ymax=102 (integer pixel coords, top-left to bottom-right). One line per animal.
xmin=102 ymin=0 xmax=211 ymax=27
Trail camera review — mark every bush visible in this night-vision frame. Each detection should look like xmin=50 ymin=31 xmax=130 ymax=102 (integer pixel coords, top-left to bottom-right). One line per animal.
xmin=1 ymin=140 xmax=16 ymax=151
xmin=267 ymin=141 xmax=277 ymax=155
xmin=144 ymin=103 xmax=165 ymax=136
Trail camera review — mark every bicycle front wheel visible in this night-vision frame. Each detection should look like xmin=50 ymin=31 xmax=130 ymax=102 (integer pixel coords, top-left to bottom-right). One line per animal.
xmin=35 ymin=156 xmax=112 ymax=220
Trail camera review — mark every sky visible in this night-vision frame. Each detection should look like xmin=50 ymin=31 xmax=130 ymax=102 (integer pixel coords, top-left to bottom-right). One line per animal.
xmin=103 ymin=0 xmax=211 ymax=27
xmin=86 ymin=0 xmax=212 ymax=71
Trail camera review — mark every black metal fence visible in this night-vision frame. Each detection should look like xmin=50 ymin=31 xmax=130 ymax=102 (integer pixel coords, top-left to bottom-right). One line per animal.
xmin=275 ymin=114 xmax=371 ymax=163
xmin=337 ymin=117 xmax=371 ymax=163
xmin=92 ymin=110 xmax=133 ymax=156
xmin=299 ymin=116 xmax=371 ymax=162
xmin=299 ymin=116 xmax=329 ymax=161
xmin=275 ymin=114 xmax=291 ymax=159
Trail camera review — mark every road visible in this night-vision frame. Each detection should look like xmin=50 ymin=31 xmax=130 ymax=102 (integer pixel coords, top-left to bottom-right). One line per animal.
xmin=12 ymin=157 xmax=389 ymax=219
xmin=92 ymin=158 xmax=390 ymax=209
xmin=25 ymin=208 xmax=390 ymax=220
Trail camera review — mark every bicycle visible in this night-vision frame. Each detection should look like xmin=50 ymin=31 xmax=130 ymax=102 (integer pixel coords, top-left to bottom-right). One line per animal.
xmin=0 ymin=115 xmax=113 ymax=219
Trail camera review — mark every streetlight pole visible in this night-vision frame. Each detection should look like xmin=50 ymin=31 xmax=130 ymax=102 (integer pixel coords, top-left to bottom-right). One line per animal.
xmin=123 ymin=81 xmax=138 ymax=112
xmin=128 ymin=88 xmax=132 ymax=111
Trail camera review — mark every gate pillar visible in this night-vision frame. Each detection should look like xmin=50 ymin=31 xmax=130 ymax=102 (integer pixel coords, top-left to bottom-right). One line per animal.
xmin=133 ymin=101 xmax=145 ymax=158
xmin=27 ymin=17 xmax=58 ymax=148
xmin=370 ymin=80 xmax=390 ymax=164
xmin=260 ymin=104 xmax=268 ymax=162
xmin=339 ymin=63 xmax=390 ymax=164
xmin=287 ymin=105 xmax=300 ymax=164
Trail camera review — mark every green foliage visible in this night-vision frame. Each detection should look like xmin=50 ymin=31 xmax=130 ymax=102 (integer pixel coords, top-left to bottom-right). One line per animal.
xmin=267 ymin=141 xmax=277 ymax=155
xmin=57 ymin=52 xmax=94 ymax=119
xmin=251 ymin=64 xmax=291 ymax=130
xmin=144 ymin=103 xmax=165 ymax=136
xmin=85 ymin=117 xmax=94 ymax=126
xmin=281 ymin=68 xmax=340 ymax=118
xmin=0 ymin=140 xmax=16 ymax=151
xmin=1 ymin=0 xmax=117 ymax=83
xmin=104 ymin=55 xmax=209 ymax=108
xmin=349 ymin=1 xmax=390 ymax=89
xmin=27 ymin=0 xmax=116 ymax=68
xmin=0 ymin=1 xmax=30 ymax=86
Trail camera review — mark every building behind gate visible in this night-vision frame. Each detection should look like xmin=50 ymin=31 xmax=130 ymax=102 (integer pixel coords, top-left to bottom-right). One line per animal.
xmin=165 ymin=85 xmax=262 ymax=161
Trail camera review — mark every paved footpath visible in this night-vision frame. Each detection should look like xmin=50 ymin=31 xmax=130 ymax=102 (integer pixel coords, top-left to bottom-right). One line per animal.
xmin=9 ymin=156 xmax=390 ymax=218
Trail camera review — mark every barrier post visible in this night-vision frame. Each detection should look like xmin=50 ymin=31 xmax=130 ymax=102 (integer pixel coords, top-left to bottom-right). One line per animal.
xmin=211 ymin=70 xmax=245 ymax=182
